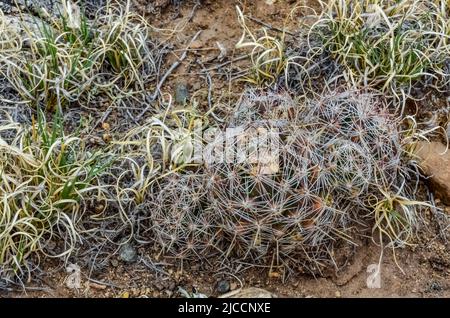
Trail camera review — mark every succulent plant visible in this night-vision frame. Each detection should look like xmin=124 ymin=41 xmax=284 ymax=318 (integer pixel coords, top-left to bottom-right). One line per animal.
xmin=144 ymin=88 xmax=427 ymax=275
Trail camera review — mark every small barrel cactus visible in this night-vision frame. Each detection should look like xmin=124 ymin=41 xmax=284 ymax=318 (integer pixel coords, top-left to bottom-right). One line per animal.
xmin=145 ymin=89 xmax=425 ymax=275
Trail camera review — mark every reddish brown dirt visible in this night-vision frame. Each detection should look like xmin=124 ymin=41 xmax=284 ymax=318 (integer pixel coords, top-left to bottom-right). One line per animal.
xmin=1 ymin=0 xmax=449 ymax=299
xmin=4 ymin=232 xmax=449 ymax=298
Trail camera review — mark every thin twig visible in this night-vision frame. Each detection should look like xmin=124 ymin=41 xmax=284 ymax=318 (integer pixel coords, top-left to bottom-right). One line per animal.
xmin=247 ymin=16 xmax=295 ymax=36
xmin=87 ymin=277 xmax=124 ymax=289
xmin=203 ymin=55 xmax=249 ymax=72
xmin=196 ymin=60 xmax=213 ymax=110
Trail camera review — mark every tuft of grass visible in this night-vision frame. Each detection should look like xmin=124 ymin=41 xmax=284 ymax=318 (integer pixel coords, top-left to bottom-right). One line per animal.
xmin=113 ymin=104 xmax=206 ymax=207
xmin=235 ymin=6 xmax=288 ymax=87
xmin=371 ymin=188 xmax=429 ymax=247
xmin=310 ymin=0 xmax=450 ymax=101
xmin=0 ymin=111 xmax=109 ymax=279
xmin=0 ymin=0 xmax=161 ymax=111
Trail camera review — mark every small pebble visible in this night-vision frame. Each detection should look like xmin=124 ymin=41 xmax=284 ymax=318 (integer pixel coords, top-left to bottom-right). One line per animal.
xmin=216 ymin=280 xmax=230 ymax=294
xmin=175 ymin=83 xmax=189 ymax=104
xmin=102 ymin=133 xmax=112 ymax=143
xmin=119 ymin=243 xmax=138 ymax=263
xmin=429 ymin=281 xmax=442 ymax=292
xmin=268 ymin=271 xmax=281 ymax=278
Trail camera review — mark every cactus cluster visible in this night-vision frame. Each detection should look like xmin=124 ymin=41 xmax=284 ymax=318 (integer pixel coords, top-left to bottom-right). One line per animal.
xmin=139 ymin=89 xmax=422 ymax=274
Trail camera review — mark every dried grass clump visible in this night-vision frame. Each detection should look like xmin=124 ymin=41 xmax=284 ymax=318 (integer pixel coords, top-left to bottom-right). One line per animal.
xmin=112 ymin=106 xmax=206 ymax=210
xmin=235 ymin=6 xmax=289 ymax=88
xmin=310 ymin=0 xmax=450 ymax=101
xmin=0 ymin=111 xmax=109 ymax=280
xmin=0 ymin=0 xmax=162 ymax=111
xmin=284 ymin=32 xmax=342 ymax=95
xmin=232 ymin=6 xmax=340 ymax=95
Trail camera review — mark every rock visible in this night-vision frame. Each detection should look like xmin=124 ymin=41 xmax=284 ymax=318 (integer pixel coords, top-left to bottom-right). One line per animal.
xmin=4 ymin=0 xmax=61 ymax=18
xmin=175 ymin=82 xmax=189 ymax=104
xmin=428 ymin=281 xmax=443 ymax=292
xmin=3 ymin=14 xmax=50 ymax=38
xmin=216 ymin=280 xmax=230 ymax=294
xmin=119 ymin=243 xmax=138 ymax=263
xmin=224 ymin=287 xmax=276 ymax=298
xmin=0 ymin=1 xmax=14 ymax=13
xmin=414 ymin=141 xmax=450 ymax=204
